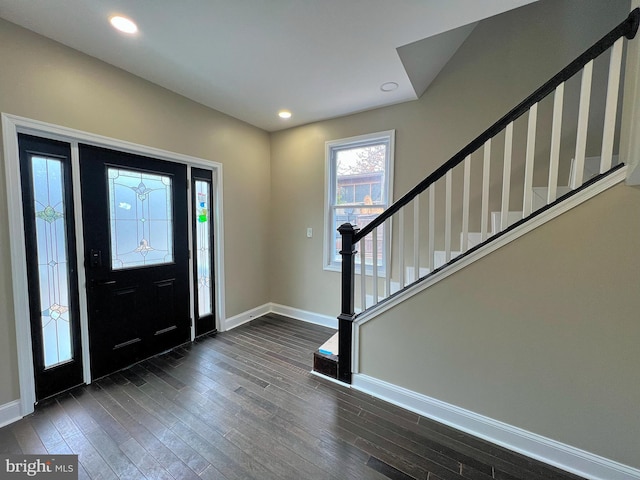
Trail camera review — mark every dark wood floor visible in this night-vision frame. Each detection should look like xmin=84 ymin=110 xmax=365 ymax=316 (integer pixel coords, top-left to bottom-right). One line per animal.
xmin=0 ymin=314 xmax=586 ymax=480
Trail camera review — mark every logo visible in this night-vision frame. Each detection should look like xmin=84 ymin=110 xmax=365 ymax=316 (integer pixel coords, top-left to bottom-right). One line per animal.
xmin=1 ymin=455 xmax=77 ymax=479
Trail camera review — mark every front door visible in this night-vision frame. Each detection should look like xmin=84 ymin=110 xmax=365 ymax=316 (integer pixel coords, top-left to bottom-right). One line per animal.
xmin=79 ymin=144 xmax=190 ymax=379
xmin=18 ymin=134 xmax=84 ymax=401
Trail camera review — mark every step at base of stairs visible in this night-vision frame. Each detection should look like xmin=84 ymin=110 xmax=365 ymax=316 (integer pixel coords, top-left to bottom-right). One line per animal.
xmin=313 ymin=351 xmax=338 ymax=379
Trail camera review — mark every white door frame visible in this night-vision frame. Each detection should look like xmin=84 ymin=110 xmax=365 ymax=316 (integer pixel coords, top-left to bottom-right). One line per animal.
xmin=2 ymin=113 xmax=226 ymax=416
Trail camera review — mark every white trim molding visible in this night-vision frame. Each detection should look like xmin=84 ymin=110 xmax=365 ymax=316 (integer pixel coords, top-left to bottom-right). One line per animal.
xmin=310 ymin=370 xmax=350 ymax=388
xmin=223 ymin=303 xmax=338 ymax=331
xmin=223 ymin=304 xmax=272 ymax=331
xmin=270 ymin=303 xmax=338 ymax=329
xmin=2 ymin=114 xmax=37 ymax=415
xmin=0 ymin=401 xmax=22 ymax=429
xmin=622 ymin=1 xmax=640 ymax=186
xmin=352 ymin=374 xmax=640 ymax=480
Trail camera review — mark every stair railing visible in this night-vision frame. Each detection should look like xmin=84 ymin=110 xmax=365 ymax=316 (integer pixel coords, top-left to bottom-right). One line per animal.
xmin=336 ymin=9 xmax=639 ymax=384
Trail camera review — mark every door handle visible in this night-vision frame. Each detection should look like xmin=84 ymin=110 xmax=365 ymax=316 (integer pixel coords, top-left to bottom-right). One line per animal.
xmin=90 ymin=279 xmax=116 ymax=287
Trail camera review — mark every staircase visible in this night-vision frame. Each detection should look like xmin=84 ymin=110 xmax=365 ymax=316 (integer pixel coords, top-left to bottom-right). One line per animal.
xmin=313 ymin=9 xmax=640 ymax=383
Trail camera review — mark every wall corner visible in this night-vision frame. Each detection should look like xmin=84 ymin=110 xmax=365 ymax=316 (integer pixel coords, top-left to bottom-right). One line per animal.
xmin=621 ymin=1 xmax=640 ymax=185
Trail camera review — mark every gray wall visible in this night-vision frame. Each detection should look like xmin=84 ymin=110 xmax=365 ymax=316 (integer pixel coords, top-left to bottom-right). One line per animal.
xmin=0 ymin=19 xmax=272 ymax=405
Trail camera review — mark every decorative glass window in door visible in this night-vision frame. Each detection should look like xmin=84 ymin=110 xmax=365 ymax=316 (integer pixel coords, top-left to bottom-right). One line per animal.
xmin=195 ymin=180 xmax=212 ymax=316
xmin=107 ymin=168 xmax=173 ymax=269
xmin=31 ymin=156 xmax=73 ymax=368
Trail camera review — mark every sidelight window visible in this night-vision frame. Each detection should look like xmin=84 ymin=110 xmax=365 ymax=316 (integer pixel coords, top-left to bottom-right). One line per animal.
xmin=194 ymin=179 xmax=213 ymax=316
xmin=29 ymin=155 xmax=74 ymax=368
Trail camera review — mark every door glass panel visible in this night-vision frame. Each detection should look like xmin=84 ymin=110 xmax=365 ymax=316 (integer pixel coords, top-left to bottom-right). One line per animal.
xmin=107 ymin=168 xmax=173 ymax=269
xmin=31 ymin=156 xmax=73 ymax=368
xmin=195 ymin=180 xmax=212 ymax=316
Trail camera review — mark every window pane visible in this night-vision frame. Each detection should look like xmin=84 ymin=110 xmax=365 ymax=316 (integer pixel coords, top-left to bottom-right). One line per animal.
xmin=336 ymin=145 xmax=386 ymax=177
xmin=327 ymin=132 xmax=393 ymax=271
xmin=31 ymin=156 xmax=73 ymax=368
xmin=195 ymin=180 xmax=213 ymax=316
xmin=108 ymin=168 xmax=173 ymax=270
xmin=338 ymin=185 xmax=354 ymax=204
xmin=355 ymin=183 xmax=371 ymax=203
xmin=336 ymin=145 xmax=385 ymax=205
xmin=371 ymin=181 xmax=382 ymax=202
xmin=332 ymin=206 xmax=385 ymax=265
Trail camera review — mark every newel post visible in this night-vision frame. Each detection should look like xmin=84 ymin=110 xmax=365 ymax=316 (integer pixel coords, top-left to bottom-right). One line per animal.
xmin=337 ymin=222 xmax=359 ymax=384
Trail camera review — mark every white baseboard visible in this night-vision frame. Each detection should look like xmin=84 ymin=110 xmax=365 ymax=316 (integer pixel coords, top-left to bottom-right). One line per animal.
xmin=352 ymin=374 xmax=640 ymax=480
xmin=270 ymin=303 xmax=337 ymax=329
xmin=310 ymin=370 xmax=350 ymax=387
xmin=223 ymin=303 xmax=338 ymax=331
xmin=0 ymin=400 xmax=22 ymax=428
xmin=222 ymin=303 xmax=271 ymax=331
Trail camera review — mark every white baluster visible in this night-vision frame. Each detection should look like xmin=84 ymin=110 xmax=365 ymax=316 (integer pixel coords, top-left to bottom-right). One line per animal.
xmin=398 ymin=209 xmax=405 ymax=288
xmin=428 ymin=185 xmax=435 ymax=271
xmin=500 ymin=122 xmax=513 ymax=231
xmin=572 ymin=61 xmax=593 ymax=189
xmin=371 ymin=227 xmax=378 ymax=304
xmin=413 ymin=198 xmax=420 ymax=282
xmin=360 ymin=237 xmax=366 ymax=311
xmin=481 ymin=139 xmax=491 ymax=241
xmin=523 ymin=103 xmax=538 ymax=216
xmin=445 ymin=170 xmax=452 ymax=262
xmin=548 ymin=83 xmax=564 ymax=204
xmin=385 ymin=218 xmax=391 ymax=297
xmin=601 ymin=38 xmax=623 ymax=173
xmin=461 ymin=155 xmax=471 ymax=253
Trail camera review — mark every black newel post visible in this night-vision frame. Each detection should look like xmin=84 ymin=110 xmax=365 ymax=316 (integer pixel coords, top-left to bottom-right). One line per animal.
xmin=337 ymin=222 xmax=359 ymax=384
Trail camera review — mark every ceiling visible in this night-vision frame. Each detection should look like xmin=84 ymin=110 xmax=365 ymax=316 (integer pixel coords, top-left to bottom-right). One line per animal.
xmin=0 ymin=0 xmax=537 ymax=131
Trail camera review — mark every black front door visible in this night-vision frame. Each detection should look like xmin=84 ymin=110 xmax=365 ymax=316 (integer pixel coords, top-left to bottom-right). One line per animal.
xmin=18 ymin=134 xmax=84 ymax=401
xmin=79 ymin=144 xmax=190 ymax=379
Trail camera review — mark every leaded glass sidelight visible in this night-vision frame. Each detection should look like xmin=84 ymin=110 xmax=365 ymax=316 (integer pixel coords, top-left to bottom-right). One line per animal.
xmin=31 ymin=156 xmax=73 ymax=368
xmin=108 ymin=168 xmax=173 ymax=270
xmin=195 ymin=180 xmax=212 ymax=316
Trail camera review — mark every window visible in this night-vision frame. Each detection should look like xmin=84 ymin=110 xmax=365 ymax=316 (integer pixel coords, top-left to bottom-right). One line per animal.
xmin=324 ymin=130 xmax=394 ymax=272
xmin=194 ymin=179 xmax=213 ymax=317
xmin=107 ymin=168 xmax=174 ymax=270
xmin=27 ymin=154 xmax=75 ymax=368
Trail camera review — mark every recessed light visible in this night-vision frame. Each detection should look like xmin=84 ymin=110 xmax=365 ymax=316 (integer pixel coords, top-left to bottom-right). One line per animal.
xmin=278 ymin=110 xmax=292 ymax=119
xmin=110 ymin=15 xmax=138 ymax=34
xmin=380 ymin=82 xmax=399 ymax=92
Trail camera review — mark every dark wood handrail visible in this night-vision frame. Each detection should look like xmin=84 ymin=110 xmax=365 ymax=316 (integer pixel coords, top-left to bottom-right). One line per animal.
xmin=353 ymin=8 xmax=639 ymax=243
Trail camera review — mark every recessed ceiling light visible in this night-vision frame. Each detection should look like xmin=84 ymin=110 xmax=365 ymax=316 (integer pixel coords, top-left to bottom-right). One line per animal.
xmin=278 ymin=110 xmax=292 ymax=119
xmin=380 ymin=82 xmax=399 ymax=92
xmin=110 ymin=15 xmax=138 ymax=35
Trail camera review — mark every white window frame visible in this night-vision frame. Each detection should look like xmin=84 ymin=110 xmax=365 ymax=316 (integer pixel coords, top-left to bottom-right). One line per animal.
xmin=323 ymin=130 xmax=395 ymax=273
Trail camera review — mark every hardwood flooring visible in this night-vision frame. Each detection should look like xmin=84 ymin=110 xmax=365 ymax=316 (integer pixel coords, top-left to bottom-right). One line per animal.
xmin=0 ymin=314 xmax=586 ymax=480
